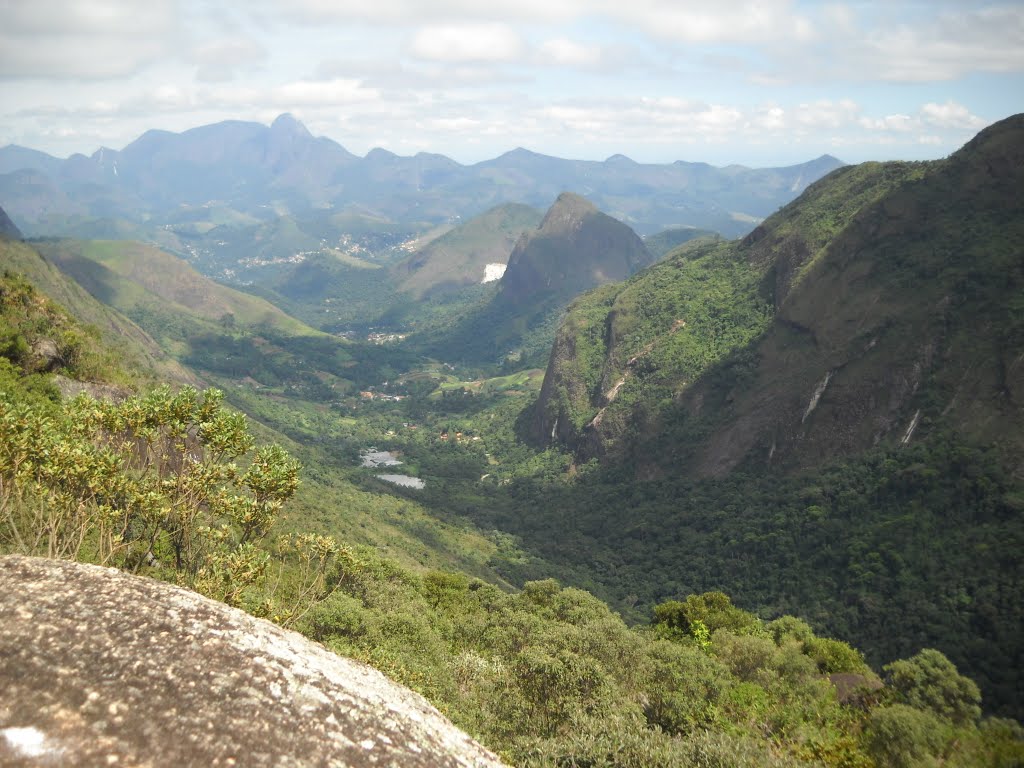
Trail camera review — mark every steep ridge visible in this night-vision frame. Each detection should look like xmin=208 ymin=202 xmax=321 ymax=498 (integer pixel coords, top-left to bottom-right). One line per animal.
xmin=0 ymin=205 xmax=21 ymax=239
xmin=423 ymin=193 xmax=654 ymax=367
xmin=0 ymin=238 xmax=197 ymax=386
xmin=395 ymin=203 xmax=543 ymax=298
xmin=689 ymin=115 xmax=1024 ymax=476
xmin=532 ymin=115 xmax=1024 ymax=477
xmin=499 ymin=192 xmax=653 ymax=307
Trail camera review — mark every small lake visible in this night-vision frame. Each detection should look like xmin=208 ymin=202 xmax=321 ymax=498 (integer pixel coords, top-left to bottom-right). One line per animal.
xmin=360 ymin=449 xmax=426 ymax=489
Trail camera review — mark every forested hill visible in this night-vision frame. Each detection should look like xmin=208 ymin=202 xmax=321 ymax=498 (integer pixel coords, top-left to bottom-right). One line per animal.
xmin=419 ymin=192 xmax=655 ymax=369
xmin=499 ymin=192 xmax=654 ymax=307
xmin=532 ymin=113 xmax=1024 ymax=478
xmin=456 ymin=114 xmax=1024 ymax=719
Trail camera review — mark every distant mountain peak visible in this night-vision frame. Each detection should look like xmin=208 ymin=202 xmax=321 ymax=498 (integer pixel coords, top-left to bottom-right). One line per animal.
xmin=365 ymin=147 xmax=399 ymax=162
xmin=538 ymin=192 xmax=599 ymax=233
xmin=605 ymin=153 xmax=635 ymax=165
xmin=489 ymin=147 xmax=549 ymax=165
xmin=499 ymin=193 xmax=652 ymax=306
xmin=270 ymin=113 xmax=312 ymax=139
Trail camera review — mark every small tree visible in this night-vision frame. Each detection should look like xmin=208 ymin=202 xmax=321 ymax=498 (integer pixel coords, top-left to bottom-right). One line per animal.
xmin=0 ymin=385 xmax=312 ymax=610
xmin=652 ymin=591 xmax=761 ymax=642
xmin=884 ymin=649 xmax=982 ymax=726
xmin=865 ymin=704 xmax=947 ymax=768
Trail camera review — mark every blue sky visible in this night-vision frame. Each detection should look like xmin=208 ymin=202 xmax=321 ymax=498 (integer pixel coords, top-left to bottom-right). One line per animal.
xmin=0 ymin=0 xmax=1020 ymax=167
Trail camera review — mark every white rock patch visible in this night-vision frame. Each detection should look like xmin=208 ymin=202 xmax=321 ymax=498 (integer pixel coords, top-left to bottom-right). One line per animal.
xmin=481 ymin=263 xmax=507 ymax=283
xmin=3 ymin=727 xmax=53 ymax=758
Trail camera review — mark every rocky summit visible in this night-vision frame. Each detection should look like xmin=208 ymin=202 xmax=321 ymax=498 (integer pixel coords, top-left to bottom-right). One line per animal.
xmin=0 ymin=556 xmax=507 ymax=767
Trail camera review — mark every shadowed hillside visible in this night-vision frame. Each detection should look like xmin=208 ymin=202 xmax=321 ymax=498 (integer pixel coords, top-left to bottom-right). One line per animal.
xmin=420 ymin=193 xmax=654 ymax=369
xmin=532 ymin=115 xmax=1024 ymax=477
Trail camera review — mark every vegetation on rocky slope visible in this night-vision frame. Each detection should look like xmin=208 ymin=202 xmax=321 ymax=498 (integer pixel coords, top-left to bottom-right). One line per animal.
xmin=4 ymin=258 xmax=1021 ymax=767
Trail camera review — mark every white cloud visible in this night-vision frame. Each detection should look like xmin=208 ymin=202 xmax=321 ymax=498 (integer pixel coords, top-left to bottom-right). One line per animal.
xmin=536 ymin=39 xmax=604 ymax=68
xmin=793 ymin=100 xmax=861 ymax=130
xmin=271 ymin=79 xmax=380 ymax=107
xmin=753 ymin=106 xmax=786 ymax=131
xmin=920 ymin=100 xmax=989 ymax=130
xmin=408 ymin=24 xmax=524 ymax=63
xmin=825 ymin=4 xmax=1024 ymax=82
xmin=859 ymin=114 xmax=915 ymax=132
xmin=194 ymin=38 xmax=268 ymax=83
xmin=278 ymin=0 xmax=583 ymax=24
xmin=849 ymin=101 xmax=989 ymax=138
xmin=0 ymin=0 xmax=178 ymax=79
xmin=612 ymin=0 xmax=816 ymax=44
xmin=278 ymin=0 xmax=818 ymax=44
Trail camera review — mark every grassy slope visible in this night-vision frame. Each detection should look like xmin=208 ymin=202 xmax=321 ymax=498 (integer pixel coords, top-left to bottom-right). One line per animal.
xmin=3 ymin=244 xmax=526 ymax=586
xmin=34 ymin=239 xmax=314 ymax=334
xmin=1 ymin=238 xmax=198 ymax=386
xmin=394 ymin=203 xmax=542 ymax=299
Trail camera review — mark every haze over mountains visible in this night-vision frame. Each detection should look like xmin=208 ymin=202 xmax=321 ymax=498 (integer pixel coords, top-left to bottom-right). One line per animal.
xmin=0 ymin=114 xmax=843 ymax=241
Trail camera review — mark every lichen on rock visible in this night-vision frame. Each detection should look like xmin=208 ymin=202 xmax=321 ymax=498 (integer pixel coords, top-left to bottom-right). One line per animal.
xmin=0 ymin=556 xmax=507 ymax=767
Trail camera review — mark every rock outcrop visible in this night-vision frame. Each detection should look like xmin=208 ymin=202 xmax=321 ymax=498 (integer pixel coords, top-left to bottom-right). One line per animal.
xmin=51 ymin=374 xmax=132 ymax=402
xmin=0 ymin=556 xmax=507 ymax=767
xmin=0 ymin=205 xmax=22 ymax=239
xmin=497 ymin=192 xmax=653 ymax=307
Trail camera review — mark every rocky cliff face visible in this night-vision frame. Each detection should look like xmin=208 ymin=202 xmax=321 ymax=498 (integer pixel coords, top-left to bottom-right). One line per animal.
xmin=690 ymin=114 xmax=1024 ymax=476
xmin=498 ymin=192 xmax=653 ymax=307
xmin=0 ymin=556 xmax=507 ymax=767
xmin=395 ymin=203 xmax=543 ymax=298
xmin=422 ymin=192 xmax=655 ymax=367
xmin=0 ymin=205 xmax=21 ymax=239
xmin=531 ymin=114 xmax=1024 ymax=477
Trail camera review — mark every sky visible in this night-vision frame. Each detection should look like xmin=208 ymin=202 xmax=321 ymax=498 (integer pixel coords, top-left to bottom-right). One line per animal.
xmin=0 ymin=0 xmax=1021 ymax=168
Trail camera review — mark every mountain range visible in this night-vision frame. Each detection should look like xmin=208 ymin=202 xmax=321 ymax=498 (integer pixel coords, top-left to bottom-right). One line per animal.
xmin=0 ymin=114 xmax=843 ymax=241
